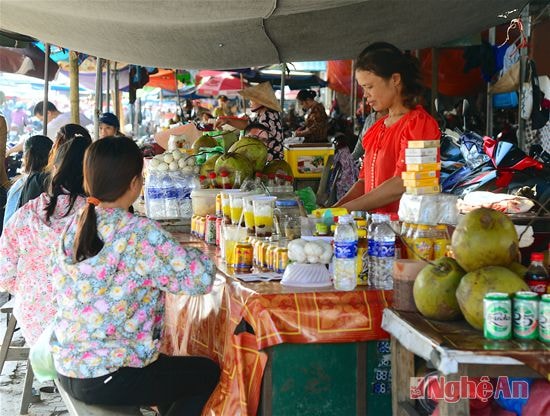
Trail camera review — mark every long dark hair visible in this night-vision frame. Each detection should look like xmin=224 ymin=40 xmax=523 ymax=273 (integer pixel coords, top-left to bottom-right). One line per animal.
xmin=49 ymin=124 xmax=92 ymax=169
xmin=44 ymin=136 xmax=90 ymax=221
xmin=356 ymin=42 xmax=423 ymax=108
xmin=73 ymin=136 xmax=143 ymax=262
xmin=23 ymin=135 xmax=52 ymax=174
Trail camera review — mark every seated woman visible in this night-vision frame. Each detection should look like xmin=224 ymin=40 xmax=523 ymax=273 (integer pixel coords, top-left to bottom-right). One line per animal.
xmin=3 ymin=135 xmax=52 ymax=227
xmin=295 ymin=89 xmax=329 ymax=143
xmin=0 ymin=136 xmax=90 ymax=345
xmin=51 ymin=136 xmax=219 ymax=415
xmin=334 ymin=42 xmax=440 ymax=213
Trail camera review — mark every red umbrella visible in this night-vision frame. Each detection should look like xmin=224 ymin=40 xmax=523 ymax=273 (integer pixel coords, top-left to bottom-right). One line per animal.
xmin=146 ymin=69 xmax=178 ymax=91
xmin=196 ymin=70 xmax=245 ymax=97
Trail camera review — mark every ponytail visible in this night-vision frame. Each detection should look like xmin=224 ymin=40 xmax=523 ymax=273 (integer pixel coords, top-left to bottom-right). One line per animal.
xmin=73 ymin=202 xmax=104 ymax=262
xmin=297 ymin=89 xmax=317 ymax=102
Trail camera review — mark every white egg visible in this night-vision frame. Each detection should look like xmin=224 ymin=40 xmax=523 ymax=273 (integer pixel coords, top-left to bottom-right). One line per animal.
xmin=150 ymin=159 xmax=160 ymax=168
xmin=181 ymin=166 xmax=194 ymax=174
xmin=172 ymin=150 xmax=183 ymax=161
xmin=186 ymin=157 xmax=196 ymax=166
xmin=158 ymin=162 xmax=169 ymax=171
xmin=178 ymin=158 xmax=187 ymax=168
xmin=163 ymin=154 xmax=174 ymax=164
xmin=304 ymin=242 xmax=323 ymax=257
xmin=169 ymin=161 xmax=179 ymax=171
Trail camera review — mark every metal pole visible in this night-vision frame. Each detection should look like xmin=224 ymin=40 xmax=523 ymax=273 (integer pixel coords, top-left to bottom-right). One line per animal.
xmin=518 ymin=5 xmax=531 ymax=151
xmin=486 ymin=27 xmax=496 ymax=137
xmin=431 ymin=48 xmax=439 ymax=117
xmin=106 ymin=60 xmax=111 ymax=112
xmin=42 ymin=43 xmax=51 ymax=135
xmin=94 ymin=57 xmax=102 ymax=140
xmin=175 ymin=69 xmax=181 ymax=113
xmin=280 ymin=63 xmax=286 ymax=112
xmin=113 ymin=62 xmax=120 ymax=120
xmin=349 ymin=59 xmax=357 ymax=133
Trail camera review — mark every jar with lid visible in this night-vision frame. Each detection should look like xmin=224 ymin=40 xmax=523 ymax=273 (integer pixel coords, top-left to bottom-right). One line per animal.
xmin=357 ymin=229 xmax=368 ymax=285
xmin=411 ymin=224 xmax=434 ymax=261
xmin=274 ymin=199 xmax=302 ymax=240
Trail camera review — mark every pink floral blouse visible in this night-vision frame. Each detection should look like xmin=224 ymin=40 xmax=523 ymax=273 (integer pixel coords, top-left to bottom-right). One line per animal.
xmin=0 ymin=193 xmax=86 ymax=345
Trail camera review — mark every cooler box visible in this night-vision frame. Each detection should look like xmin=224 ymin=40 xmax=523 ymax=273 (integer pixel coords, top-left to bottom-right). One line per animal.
xmin=284 ymin=143 xmax=334 ymax=179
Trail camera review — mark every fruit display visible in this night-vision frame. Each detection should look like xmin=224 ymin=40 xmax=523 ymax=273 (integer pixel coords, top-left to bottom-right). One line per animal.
xmin=214 ymin=153 xmax=254 ymax=187
xmin=412 ymin=207 xmax=533 ymax=332
xmin=263 ymin=159 xmax=293 ymax=177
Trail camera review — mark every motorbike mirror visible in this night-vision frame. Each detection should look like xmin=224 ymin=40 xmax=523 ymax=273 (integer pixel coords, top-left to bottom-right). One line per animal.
xmin=434 ymin=98 xmax=440 ymax=113
xmin=462 ymin=99 xmax=470 ymax=131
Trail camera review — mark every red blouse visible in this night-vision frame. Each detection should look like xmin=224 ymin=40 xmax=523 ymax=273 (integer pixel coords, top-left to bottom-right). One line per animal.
xmin=358 ymin=106 xmax=440 ymax=213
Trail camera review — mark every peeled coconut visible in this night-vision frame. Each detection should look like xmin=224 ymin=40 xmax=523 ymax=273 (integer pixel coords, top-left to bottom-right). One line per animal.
xmin=455 ymin=266 xmax=529 ymax=330
xmin=413 ymin=257 xmax=466 ymax=321
xmin=192 ymin=135 xmax=218 ymax=154
xmin=451 ymin=207 xmax=519 ymax=272
xmin=199 ymin=154 xmax=221 ymax=177
xmin=228 ymin=136 xmax=268 ymax=172
xmin=214 ymin=153 xmax=254 ymax=187
xmin=263 ymin=159 xmax=293 ymax=177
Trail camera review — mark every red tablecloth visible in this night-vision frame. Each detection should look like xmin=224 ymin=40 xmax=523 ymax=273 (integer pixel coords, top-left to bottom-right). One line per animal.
xmin=161 ymin=236 xmax=392 ymax=415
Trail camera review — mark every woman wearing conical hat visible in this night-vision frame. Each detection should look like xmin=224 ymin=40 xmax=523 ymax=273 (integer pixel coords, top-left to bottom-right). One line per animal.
xmin=215 ymin=82 xmax=283 ymax=162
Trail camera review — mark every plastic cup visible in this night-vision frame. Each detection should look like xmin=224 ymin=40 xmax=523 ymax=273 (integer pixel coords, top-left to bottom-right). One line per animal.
xmin=221 ymin=224 xmax=247 ymax=270
xmin=229 ymin=193 xmax=246 ymax=226
xmin=252 ymin=196 xmax=277 ymax=237
xmin=243 ymin=195 xmax=261 ymax=235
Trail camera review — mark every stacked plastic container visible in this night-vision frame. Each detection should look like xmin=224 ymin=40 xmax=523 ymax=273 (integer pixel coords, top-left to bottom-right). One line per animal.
xmin=402 ymin=139 xmax=441 ymax=195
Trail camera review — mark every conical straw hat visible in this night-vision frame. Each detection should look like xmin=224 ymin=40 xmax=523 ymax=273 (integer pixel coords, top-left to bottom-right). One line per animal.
xmin=239 ymin=82 xmax=282 ymax=112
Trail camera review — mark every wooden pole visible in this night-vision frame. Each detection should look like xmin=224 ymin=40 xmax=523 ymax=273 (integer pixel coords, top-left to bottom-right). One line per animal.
xmin=69 ymin=51 xmax=79 ymax=124
xmin=106 ymin=60 xmax=111 ymax=112
xmin=280 ymin=63 xmax=286 ymax=112
xmin=42 ymin=43 xmax=51 ymax=135
xmin=350 ymin=59 xmax=356 ymax=131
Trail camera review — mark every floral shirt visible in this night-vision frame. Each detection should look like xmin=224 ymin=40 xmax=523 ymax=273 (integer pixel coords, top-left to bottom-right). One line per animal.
xmin=255 ymin=109 xmax=284 ymax=161
xmin=50 ymin=208 xmax=215 ymax=379
xmin=0 ymin=193 xmax=86 ymax=345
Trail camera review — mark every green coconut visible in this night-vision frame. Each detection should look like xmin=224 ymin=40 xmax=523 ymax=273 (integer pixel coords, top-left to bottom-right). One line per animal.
xmin=228 ymin=136 xmax=268 ymax=172
xmin=263 ymin=159 xmax=293 ymax=177
xmin=192 ymin=135 xmax=218 ymax=154
xmin=214 ymin=153 xmax=254 ymax=187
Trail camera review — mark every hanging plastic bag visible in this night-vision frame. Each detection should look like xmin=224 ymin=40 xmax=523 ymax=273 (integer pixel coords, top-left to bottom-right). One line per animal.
xmin=29 ymin=323 xmax=57 ymax=382
xmin=295 ymin=187 xmax=318 ymax=214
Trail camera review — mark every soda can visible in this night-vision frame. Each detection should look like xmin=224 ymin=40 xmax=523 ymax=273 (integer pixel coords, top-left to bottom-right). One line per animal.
xmin=513 ymin=291 xmax=539 ymax=340
xmin=276 ymin=248 xmax=289 ymax=273
xmin=539 ymin=294 xmax=550 ymax=343
xmin=190 ymin=215 xmax=197 ymax=237
xmin=215 ymin=217 xmax=223 ymax=246
xmin=205 ymin=215 xmax=217 ymax=245
xmin=215 ymin=193 xmax=223 ymax=218
xmin=483 ymin=293 xmax=512 ymax=340
xmin=234 ymin=242 xmax=253 ymax=273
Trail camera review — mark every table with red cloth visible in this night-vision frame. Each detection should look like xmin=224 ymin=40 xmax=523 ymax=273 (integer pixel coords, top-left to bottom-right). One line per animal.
xmin=161 ymin=235 xmax=392 ymax=415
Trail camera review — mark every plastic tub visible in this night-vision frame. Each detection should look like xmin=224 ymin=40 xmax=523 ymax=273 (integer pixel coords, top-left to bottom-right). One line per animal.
xmin=191 ymin=189 xmax=219 ymax=217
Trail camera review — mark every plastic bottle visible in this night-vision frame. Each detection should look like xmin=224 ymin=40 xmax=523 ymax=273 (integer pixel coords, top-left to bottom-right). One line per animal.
xmin=177 ymin=172 xmax=196 ymax=220
xmin=525 ymin=252 xmax=549 ymax=295
xmin=367 ymin=214 xmax=381 ymax=287
xmin=145 ymin=172 xmax=165 ymax=219
xmin=333 ymin=214 xmax=358 ymax=291
xmin=163 ymin=173 xmax=180 ymax=218
xmin=198 ymin=175 xmax=207 ymax=189
xmin=432 ymin=224 xmax=451 ymax=260
xmin=372 ymin=214 xmax=395 ymax=290
xmin=220 ymin=170 xmax=231 ymax=189
xmin=233 ymin=171 xmax=242 ymax=189
xmin=412 ymin=224 xmax=434 ymax=261
xmin=389 ymin=213 xmax=402 ymax=260
xmin=208 ymin=172 xmax=217 ymax=189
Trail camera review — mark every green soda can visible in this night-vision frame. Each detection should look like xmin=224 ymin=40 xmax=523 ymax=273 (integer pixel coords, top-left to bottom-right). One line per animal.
xmin=513 ymin=291 xmax=539 ymax=340
xmin=484 ymin=293 xmax=512 ymax=340
xmin=540 ymin=294 xmax=550 ymax=343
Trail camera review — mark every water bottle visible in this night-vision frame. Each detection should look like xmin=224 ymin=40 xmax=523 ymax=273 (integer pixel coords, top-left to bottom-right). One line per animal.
xmin=367 ymin=214 xmax=381 ymax=287
xmin=145 ymin=172 xmax=165 ymax=219
xmin=163 ymin=173 xmax=180 ymax=218
xmin=333 ymin=214 xmax=358 ymax=291
xmin=373 ymin=214 xmax=395 ymax=290
xmin=174 ymin=172 xmax=194 ymax=220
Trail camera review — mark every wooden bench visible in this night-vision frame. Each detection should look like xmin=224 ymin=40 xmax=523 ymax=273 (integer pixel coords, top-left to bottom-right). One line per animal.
xmin=0 ymin=298 xmax=35 ymax=415
xmin=54 ymin=379 xmax=144 ymax=416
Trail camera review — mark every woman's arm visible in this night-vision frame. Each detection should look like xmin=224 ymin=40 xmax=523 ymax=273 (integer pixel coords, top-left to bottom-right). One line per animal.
xmin=340 ymin=176 xmax=405 ymax=212
xmin=214 ymin=117 xmax=248 ymax=131
xmin=333 ymin=179 xmax=365 ymax=207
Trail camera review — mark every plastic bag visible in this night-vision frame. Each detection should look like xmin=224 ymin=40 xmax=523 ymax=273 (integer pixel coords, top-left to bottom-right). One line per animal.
xmin=29 ymin=324 xmax=57 ymax=382
xmin=295 ymin=187 xmax=318 ymax=214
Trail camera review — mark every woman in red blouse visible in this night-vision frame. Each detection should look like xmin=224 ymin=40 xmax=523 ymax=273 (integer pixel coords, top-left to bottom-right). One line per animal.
xmin=335 ymin=42 xmax=440 ymax=213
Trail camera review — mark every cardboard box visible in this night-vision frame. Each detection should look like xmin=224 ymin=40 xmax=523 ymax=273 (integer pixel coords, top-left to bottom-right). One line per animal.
xmin=405 ymin=154 xmax=439 ymax=164
xmin=405 ymin=185 xmax=441 ymax=195
xmin=407 ymin=140 xmax=441 ymax=148
xmin=401 ymin=170 xmax=440 ymax=180
xmin=405 ymin=147 xmax=439 ymax=157
xmin=406 ymin=162 xmax=441 ymax=172
xmin=403 ymin=177 xmax=440 ymax=188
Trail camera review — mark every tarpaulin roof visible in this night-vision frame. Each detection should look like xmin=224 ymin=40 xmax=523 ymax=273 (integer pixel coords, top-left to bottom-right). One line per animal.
xmin=0 ymin=1 xmax=527 ymax=69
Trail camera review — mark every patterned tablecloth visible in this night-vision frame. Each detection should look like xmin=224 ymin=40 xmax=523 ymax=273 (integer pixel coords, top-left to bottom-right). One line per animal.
xmin=161 ymin=235 xmax=392 ymax=415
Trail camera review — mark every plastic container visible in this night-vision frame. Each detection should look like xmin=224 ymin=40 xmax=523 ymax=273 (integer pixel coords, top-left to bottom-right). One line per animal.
xmin=284 ymin=144 xmax=334 ymax=178
xmin=190 ymin=189 xmax=219 ymax=217
xmin=281 ymin=263 xmax=332 ymax=288
xmin=372 ymin=214 xmax=395 ymax=290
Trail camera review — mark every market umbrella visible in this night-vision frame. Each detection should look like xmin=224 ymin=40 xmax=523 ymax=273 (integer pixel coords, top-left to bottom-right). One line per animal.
xmin=196 ymin=70 xmax=245 ymax=97
xmin=0 ymin=43 xmax=58 ymax=80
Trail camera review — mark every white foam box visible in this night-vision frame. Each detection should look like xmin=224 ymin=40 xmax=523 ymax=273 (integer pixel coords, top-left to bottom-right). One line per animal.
xmin=401 ymin=170 xmax=440 ymax=180
xmin=407 ymin=139 xmax=441 ymax=148
xmin=406 ymin=185 xmax=441 ymax=195
xmin=406 ymin=162 xmax=441 ymax=172
xmin=405 ymin=147 xmax=439 ymax=157
xmin=405 ymin=154 xmax=439 ymax=164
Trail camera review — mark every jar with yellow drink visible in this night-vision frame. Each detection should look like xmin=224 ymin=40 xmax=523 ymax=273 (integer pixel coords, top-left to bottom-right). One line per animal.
xmin=432 ymin=224 xmax=450 ymax=260
xmin=412 ymin=224 xmax=434 ymax=261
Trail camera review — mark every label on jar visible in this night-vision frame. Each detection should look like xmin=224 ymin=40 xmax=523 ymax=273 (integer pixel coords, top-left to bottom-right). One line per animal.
xmin=334 ymin=241 xmax=358 ymax=259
